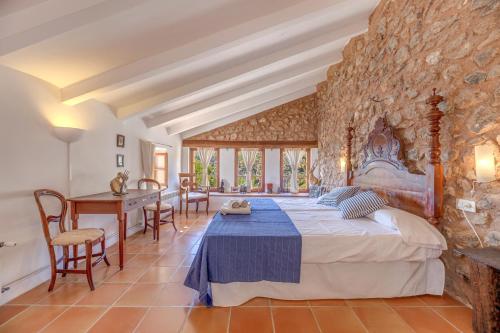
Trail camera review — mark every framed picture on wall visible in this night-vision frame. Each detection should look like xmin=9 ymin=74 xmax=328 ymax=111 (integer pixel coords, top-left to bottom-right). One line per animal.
xmin=116 ymin=154 xmax=124 ymax=167
xmin=116 ymin=134 xmax=125 ymax=147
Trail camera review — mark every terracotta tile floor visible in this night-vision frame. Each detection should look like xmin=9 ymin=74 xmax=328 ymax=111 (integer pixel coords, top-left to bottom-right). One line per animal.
xmin=0 ymin=213 xmax=473 ymax=333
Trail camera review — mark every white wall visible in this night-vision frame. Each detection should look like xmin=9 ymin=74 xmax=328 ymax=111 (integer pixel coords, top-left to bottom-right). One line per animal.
xmin=265 ymin=149 xmax=280 ymax=192
xmin=219 ymin=148 xmax=235 ymax=190
xmin=0 ymin=65 xmax=182 ymax=304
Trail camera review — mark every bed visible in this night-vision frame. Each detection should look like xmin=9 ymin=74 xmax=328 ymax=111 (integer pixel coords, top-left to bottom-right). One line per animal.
xmin=186 ymin=95 xmax=447 ymax=306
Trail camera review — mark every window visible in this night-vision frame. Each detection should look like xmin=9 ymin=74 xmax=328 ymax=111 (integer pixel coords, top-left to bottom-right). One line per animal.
xmin=280 ymin=148 xmax=309 ymax=192
xmin=189 ymin=148 xmax=219 ymax=189
xmin=153 ymin=150 xmax=168 ymax=187
xmin=235 ymin=148 xmax=265 ymax=192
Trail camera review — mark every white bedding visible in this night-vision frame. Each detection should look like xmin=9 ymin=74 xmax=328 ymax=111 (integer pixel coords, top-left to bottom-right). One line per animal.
xmin=273 ymin=197 xmax=338 ymax=211
xmin=288 ymin=210 xmax=446 ymax=263
xmin=212 ymin=259 xmax=445 ymax=306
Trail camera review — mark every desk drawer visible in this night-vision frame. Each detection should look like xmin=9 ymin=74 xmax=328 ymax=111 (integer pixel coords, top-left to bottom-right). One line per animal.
xmin=125 ymin=193 xmax=159 ymax=211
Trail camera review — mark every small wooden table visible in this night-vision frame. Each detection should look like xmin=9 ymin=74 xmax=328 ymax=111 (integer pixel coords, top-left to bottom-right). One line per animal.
xmin=455 ymin=248 xmax=499 ymax=333
xmin=68 ymin=189 xmax=163 ymax=270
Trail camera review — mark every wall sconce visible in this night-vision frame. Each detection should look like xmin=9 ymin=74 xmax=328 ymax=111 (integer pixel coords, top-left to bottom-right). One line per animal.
xmin=475 ymin=144 xmax=496 ymax=183
xmin=340 ymin=157 xmax=346 ymax=173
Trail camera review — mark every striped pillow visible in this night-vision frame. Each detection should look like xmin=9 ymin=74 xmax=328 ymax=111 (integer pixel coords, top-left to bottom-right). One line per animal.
xmin=338 ymin=191 xmax=387 ymax=219
xmin=316 ymin=186 xmax=360 ymax=207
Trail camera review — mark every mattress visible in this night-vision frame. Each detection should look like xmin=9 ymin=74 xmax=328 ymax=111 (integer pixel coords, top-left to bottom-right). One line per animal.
xmin=288 ymin=210 xmax=443 ymax=263
xmin=272 ymin=197 xmax=338 ymax=211
xmin=211 ymin=259 xmax=445 ymax=306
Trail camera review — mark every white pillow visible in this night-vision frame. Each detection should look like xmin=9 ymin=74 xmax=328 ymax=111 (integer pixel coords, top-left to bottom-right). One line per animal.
xmin=368 ymin=207 xmax=447 ymax=250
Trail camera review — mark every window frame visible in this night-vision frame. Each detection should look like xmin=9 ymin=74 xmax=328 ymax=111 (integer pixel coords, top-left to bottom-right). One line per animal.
xmin=233 ymin=148 xmax=266 ymax=192
xmin=280 ymin=148 xmax=310 ymax=193
xmin=189 ymin=147 xmax=220 ymax=191
xmin=153 ymin=151 xmax=168 ymax=187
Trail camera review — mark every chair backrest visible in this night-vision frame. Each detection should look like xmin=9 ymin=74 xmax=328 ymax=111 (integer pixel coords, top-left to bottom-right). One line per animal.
xmin=34 ymin=189 xmax=67 ymax=246
xmin=178 ymin=173 xmax=197 ymax=193
xmin=138 ymin=178 xmax=161 ymax=190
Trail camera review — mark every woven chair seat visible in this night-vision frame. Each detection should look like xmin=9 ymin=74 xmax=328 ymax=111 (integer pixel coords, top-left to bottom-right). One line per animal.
xmin=51 ymin=228 xmax=104 ymax=246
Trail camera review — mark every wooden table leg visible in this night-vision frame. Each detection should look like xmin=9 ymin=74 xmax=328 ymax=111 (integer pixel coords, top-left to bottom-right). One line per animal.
xmin=123 ymin=212 xmax=128 ymax=240
xmin=155 ymin=199 xmax=161 ymax=241
xmin=70 ymin=202 xmax=79 ymax=269
xmin=118 ymin=213 xmax=124 ymax=270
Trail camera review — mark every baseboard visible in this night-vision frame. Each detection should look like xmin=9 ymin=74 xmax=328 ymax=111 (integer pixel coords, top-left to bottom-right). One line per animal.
xmin=0 ymin=223 xmax=143 ymax=305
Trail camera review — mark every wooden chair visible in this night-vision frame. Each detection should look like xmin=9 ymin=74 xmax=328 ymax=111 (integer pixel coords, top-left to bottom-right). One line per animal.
xmin=34 ymin=189 xmax=110 ymax=291
xmin=138 ymin=178 xmax=176 ymax=240
xmin=178 ymin=173 xmax=210 ymax=217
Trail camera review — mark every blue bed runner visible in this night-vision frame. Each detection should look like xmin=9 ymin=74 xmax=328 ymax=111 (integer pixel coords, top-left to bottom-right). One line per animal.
xmin=246 ymin=198 xmax=281 ymax=211
xmin=184 ymin=199 xmax=302 ymax=306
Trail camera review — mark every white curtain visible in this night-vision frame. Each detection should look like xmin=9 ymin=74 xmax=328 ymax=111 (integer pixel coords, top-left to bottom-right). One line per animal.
xmin=197 ymin=147 xmax=215 ymax=187
xmin=140 ymin=140 xmax=155 ymax=185
xmin=285 ymin=149 xmax=305 ymax=193
xmin=241 ymin=149 xmax=258 ymax=189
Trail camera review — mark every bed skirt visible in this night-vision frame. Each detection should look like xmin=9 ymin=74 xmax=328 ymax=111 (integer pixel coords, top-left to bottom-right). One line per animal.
xmin=211 ymin=259 xmax=444 ymax=307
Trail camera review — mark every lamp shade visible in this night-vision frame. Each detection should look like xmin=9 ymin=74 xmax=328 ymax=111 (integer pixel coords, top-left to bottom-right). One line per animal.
xmin=53 ymin=126 xmax=85 ymax=143
xmin=474 ymin=144 xmax=496 ymax=182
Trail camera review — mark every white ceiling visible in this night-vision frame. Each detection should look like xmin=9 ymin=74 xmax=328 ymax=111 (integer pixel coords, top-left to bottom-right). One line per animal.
xmin=0 ymin=0 xmax=378 ymax=138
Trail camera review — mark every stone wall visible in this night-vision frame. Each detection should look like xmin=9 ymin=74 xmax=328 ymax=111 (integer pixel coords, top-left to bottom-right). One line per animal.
xmin=316 ymin=0 xmax=499 ymax=304
xmin=186 ymin=94 xmax=317 ymax=142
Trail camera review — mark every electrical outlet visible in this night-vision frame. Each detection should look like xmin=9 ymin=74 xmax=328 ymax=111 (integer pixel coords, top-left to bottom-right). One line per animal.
xmin=457 ymin=199 xmax=476 ymax=213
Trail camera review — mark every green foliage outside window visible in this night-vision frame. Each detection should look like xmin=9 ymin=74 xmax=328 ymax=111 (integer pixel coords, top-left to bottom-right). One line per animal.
xmin=193 ymin=152 xmax=217 ymax=188
xmin=282 ymin=151 xmax=307 ymax=192
xmin=237 ymin=150 xmax=263 ymax=190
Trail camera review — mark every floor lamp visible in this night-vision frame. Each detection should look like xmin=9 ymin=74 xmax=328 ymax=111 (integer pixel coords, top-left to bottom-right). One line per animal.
xmin=53 ymin=126 xmax=85 ymax=197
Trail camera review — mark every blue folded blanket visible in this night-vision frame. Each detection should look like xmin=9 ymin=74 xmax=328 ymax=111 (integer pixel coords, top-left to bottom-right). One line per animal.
xmin=184 ymin=199 xmax=301 ymax=306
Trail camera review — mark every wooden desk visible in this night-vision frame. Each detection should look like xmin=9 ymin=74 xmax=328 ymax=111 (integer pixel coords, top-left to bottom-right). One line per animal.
xmin=68 ymin=189 xmax=163 ymax=270
xmin=455 ymin=248 xmax=499 ymax=333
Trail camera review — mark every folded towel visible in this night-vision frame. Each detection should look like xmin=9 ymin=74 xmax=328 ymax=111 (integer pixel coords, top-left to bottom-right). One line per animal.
xmin=227 ymin=199 xmax=250 ymax=209
xmin=220 ymin=203 xmax=251 ymax=215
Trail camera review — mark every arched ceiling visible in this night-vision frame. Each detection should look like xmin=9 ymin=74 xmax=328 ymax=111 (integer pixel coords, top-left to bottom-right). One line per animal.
xmin=0 ymin=0 xmax=378 ymax=138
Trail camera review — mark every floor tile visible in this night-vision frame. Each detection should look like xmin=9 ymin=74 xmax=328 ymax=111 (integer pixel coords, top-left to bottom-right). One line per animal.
xmin=135 ymin=307 xmax=190 ymax=333
xmin=230 ymin=307 xmax=273 ymax=333
xmin=239 ymin=297 xmax=270 ymax=307
xmin=181 ymin=307 xmax=229 ymax=333
xmin=418 ymin=294 xmax=462 ymax=306
xmin=115 ymin=283 xmax=164 ymax=306
xmin=104 ymin=267 xmax=148 ymax=283
xmin=77 ymin=283 xmax=130 ymax=305
xmin=271 ymin=299 xmax=309 ymax=306
xmin=155 ymin=253 xmax=187 ymax=267
xmin=309 ymin=299 xmax=346 ymax=306
xmin=0 ymin=305 xmax=28 ymax=325
xmin=8 ymin=282 xmax=61 ymax=305
xmin=137 ymin=266 xmax=177 ymax=283
xmin=153 ymin=283 xmax=195 ymax=306
xmin=125 ymin=254 xmax=161 ymax=267
xmin=169 ymin=267 xmax=190 ymax=283
xmin=38 ymin=283 xmax=91 ymax=305
xmin=88 ymin=307 xmax=147 ymax=333
xmin=0 ymin=306 xmax=67 ymax=333
xmin=106 ymin=253 xmax=136 ymax=266
xmin=384 ymin=296 xmax=426 ymax=306
xmin=346 ymin=298 xmax=386 ymax=307
xmin=352 ymin=306 xmax=414 ymax=333
xmin=395 ymin=307 xmax=459 ymax=333
xmin=312 ymin=307 xmax=366 ymax=333
xmin=272 ymin=307 xmax=320 ymax=333
xmin=433 ymin=307 xmax=473 ymax=333
xmin=40 ymin=306 xmax=107 ymax=333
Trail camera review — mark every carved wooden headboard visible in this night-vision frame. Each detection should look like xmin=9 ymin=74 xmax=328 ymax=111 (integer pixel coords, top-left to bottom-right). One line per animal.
xmin=346 ymin=90 xmax=444 ymax=225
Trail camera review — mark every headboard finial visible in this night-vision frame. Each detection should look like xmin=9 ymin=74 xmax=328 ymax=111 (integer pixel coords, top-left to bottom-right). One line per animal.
xmin=425 ymin=88 xmax=444 ymax=165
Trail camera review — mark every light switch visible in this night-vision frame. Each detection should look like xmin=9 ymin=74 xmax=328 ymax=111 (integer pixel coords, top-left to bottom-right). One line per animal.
xmin=457 ymin=199 xmax=476 ymax=213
